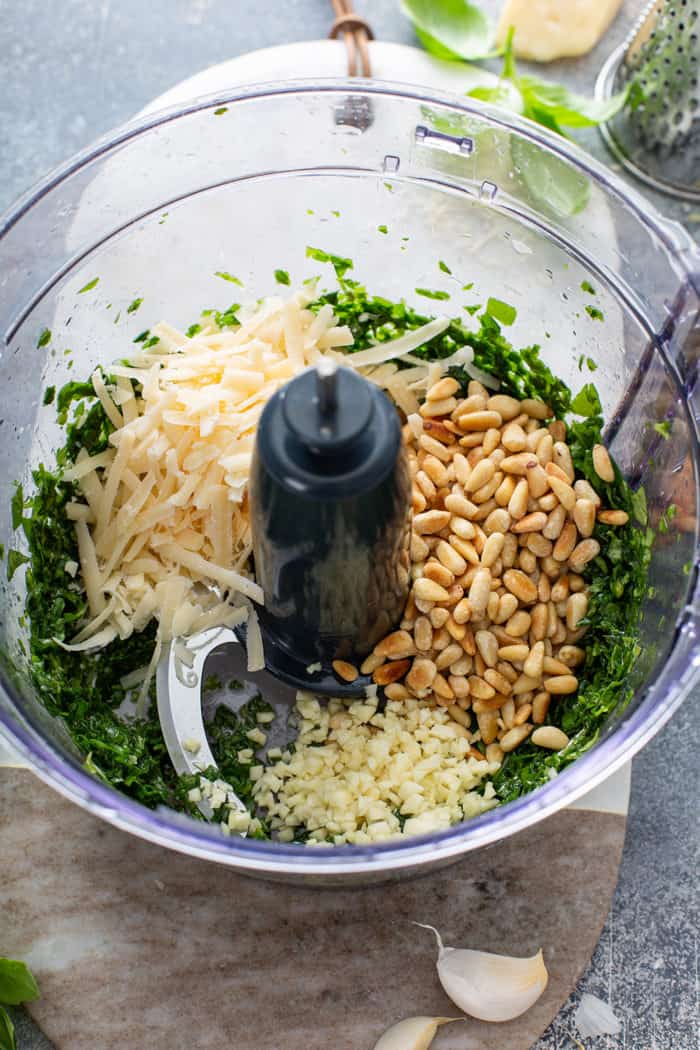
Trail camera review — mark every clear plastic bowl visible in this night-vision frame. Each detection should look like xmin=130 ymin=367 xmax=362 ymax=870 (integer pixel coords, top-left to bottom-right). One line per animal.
xmin=1 ymin=81 xmax=699 ymax=884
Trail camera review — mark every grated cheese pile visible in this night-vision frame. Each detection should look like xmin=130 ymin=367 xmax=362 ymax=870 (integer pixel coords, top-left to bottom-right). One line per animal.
xmin=252 ymin=692 xmax=500 ymax=844
xmin=60 ymin=286 xmax=360 ymax=687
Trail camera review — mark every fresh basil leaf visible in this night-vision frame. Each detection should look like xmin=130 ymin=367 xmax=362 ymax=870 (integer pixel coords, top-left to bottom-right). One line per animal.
xmin=468 ymin=84 xmax=515 ymax=107
xmin=630 ymin=486 xmax=648 ymax=526
xmin=0 ymin=1007 xmax=15 ymax=1050
xmin=520 ymin=77 xmax=628 ymax=129
xmin=570 ymin=382 xmax=602 ymax=418
xmin=7 ymin=550 xmax=29 ymax=581
xmin=401 ymin=0 xmax=493 ymax=60
xmin=485 ymin=297 xmax=516 ymax=326
xmin=0 ymin=959 xmax=40 ymax=1006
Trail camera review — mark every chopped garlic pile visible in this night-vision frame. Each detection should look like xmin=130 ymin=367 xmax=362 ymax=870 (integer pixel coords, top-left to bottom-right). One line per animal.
xmin=61 ymin=287 xmax=356 ymax=674
xmin=252 ymin=693 xmax=499 ymax=844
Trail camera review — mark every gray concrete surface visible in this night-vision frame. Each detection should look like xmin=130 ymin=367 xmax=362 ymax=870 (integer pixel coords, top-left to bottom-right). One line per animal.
xmin=0 ymin=1 xmax=698 ymax=1047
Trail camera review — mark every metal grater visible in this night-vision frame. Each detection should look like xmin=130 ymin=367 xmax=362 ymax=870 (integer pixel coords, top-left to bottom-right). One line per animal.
xmin=595 ymin=0 xmax=700 ymax=201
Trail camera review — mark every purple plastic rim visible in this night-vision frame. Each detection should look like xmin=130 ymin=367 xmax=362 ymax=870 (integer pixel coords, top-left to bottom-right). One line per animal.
xmin=1 ymin=79 xmax=699 ymax=878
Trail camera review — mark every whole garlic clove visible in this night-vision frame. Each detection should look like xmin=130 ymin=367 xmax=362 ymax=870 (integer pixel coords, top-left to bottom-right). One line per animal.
xmin=415 ymin=923 xmax=549 ymax=1023
xmin=373 ymin=1015 xmax=460 ymax=1050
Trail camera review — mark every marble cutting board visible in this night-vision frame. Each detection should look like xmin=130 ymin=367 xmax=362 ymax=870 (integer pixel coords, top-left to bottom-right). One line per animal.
xmin=0 ymin=764 xmax=628 ymax=1050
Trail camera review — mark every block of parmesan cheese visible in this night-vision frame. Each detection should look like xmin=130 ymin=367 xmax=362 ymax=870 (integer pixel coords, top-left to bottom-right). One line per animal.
xmin=496 ymin=0 xmax=623 ymax=62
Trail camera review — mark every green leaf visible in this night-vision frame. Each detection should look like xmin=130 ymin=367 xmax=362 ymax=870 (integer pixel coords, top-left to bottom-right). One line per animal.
xmin=519 ymin=77 xmax=628 ymax=130
xmin=305 ymin=246 xmax=354 ymax=280
xmin=401 ymin=0 xmax=493 ymax=60
xmin=438 ymin=260 xmax=452 ymax=274
xmin=7 ymin=550 xmax=29 ymax=581
xmin=274 ymin=269 xmax=291 ymax=285
xmin=415 ymin=288 xmax=451 ymax=301
xmin=0 ymin=959 xmax=40 ymax=1005
xmin=77 ymin=277 xmax=99 ymax=294
xmin=185 ymin=323 xmax=202 ymax=338
xmin=570 ymin=383 xmax=602 ymax=417
xmin=377 ymin=224 xmax=388 ymax=235
xmin=37 ymin=328 xmax=51 ymax=349
xmin=585 ymin=305 xmax=604 ymax=322
xmin=11 ymin=484 xmax=24 ymax=531
xmin=126 ymin=297 xmax=143 ymax=314
xmin=0 ymin=1006 xmax=15 ymax=1050
xmin=213 ymin=106 xmax=228 ymax=116
xmin=630 ymin=487 xmax=648 ymax=526
xmin=485 ymin=297 xmax=516 ymax=326
xmin=43 ymin=385 xmax=56 ymax=406
xmin=468 ymin=84 xmax=515 ymax=107
xmin=581 ymin=280 xmax=596 ymax=295
xmin=214 ymin=271 xmax=243 ymax=286
xmin=653 ymin=420 xmax=672 ymax=439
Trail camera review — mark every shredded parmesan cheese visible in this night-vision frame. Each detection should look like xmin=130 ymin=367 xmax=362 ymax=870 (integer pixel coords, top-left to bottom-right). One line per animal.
xmin=64 ymin=287 xmax=353 ymax=660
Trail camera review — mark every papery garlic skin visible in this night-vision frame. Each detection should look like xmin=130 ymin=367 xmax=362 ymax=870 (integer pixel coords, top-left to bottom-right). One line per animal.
xmin=415 ymin=923 xmax=549 ymax=1023
xmin=574 ymin=993 xmax=621 ymax=1039
xmin=373 ymin=1015 xmax=460 ymax=1050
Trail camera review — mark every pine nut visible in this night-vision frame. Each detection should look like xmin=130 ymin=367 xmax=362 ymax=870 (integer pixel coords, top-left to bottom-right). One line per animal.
xmin=518 ymin=549 xmax=537 ymax=574
xmin=410 ymin=533 xmax=430 ymax=562
xmin=469 ymin=675 xmax=495 ymax=699
xmin=498 ymin=643 xmax=529 ymax=662
xmin=544 ymin=674 xmax=578 ymax=695
xmin=553 ymin=521 xmax=578 ymax=561
xmin=502 ymin=452 xmax=538 ymax=475
xmin=429 ymin=607 xmax=450 ymax=629
xmin=422 ymin=455 xmax=450 ymax=487
xmin=494 ymin=593 xmax=518 ymax=624
xmin=449 ymin=674 xmax=471 ymax=698
xmin=422 ymin=419 xmax=454 ymax=444
xmin=501 ymin=422 xmax=528 ymax=452
xmin=445 ymin=493 xmax=478 ymax=518
xmin=458 ymin=410 xmax=503 ymax=431
xmin=536 ymin=432 xmax=554 ymax=465
xmin=434 ymin=644 xmax=462 ymax=671
xmin=507 ymin=477 xmax=529 ymax=520
xmin=374 ymin=630 xmax=416 ymax=659
xmin=432 ymin=672 xmax=455 ymax=700
xmin=521 ymin=398 xmax=551 ymax=420
xmin=512 ymin=674 xmax=540 ymax=695
xmin=512 ymin=510 xmax=547 ymax=533
xmin=503 ymin=569 xmax=538 ymax=604
xmin=549 ymin=420 xmax=566 ymax=442
xmin=472 ymin=471 xmax=503 ymax=504
xmin=450 ymin=515 xmax=477 ymax=539
xmin=548 ymin=475 xmax=576 ymax=510
xmin=487 ymin=591 xmax=500 ymax=621
xmin=475 ymin=630 xmax=499 ymax=667
xmin=566 ymin=592 xmax=589 ymax=630
xmin=530 ymin=602 xmax=548 ymax=642
xmin=384 ymin=683 xmax=412 ymax=700
xmin=573 ymin=498 xmax=596 ymax=538
xmin=474 ymin=425 xmax=495 ymax=456
xmin=487 ymin=394 xmax=521 ymax=420
xmin=414 ymin=616 xmax=433 ymax=651
xmin=361 ymin=651 xmax=385 ymax=675
xmin=452 ymin=452 xmax=471 ymax=487
xmin=413 ymin=509 xmax=451 ymax=534
xmin=468 ymin=567 xmax=492 ymax=614
xmin=433 ymin=627 xmax=452 ymax=650
xmin=550 ymin=576 xmax=570 ymax=602
xmin=421 ymin=396 xmax=457 ymax=418
xmin=532 ymin=726 xmax=570 ymax=750
xmin=406 ymin=657 xmax=437 ymax=692
xmin=551 ymin=440 xmax=573 ymax=480
xmin=450 ymin=655 xmax=471 ymax=675
xmin=451 ymin=597 xmax=473 ymax=624
xmin=424 ymin=561 xmax=454 ymax=588
xmin=538 ymin=492 xmax=558 ymax=512
xmin=463 ymin=458 xmax=495 ymax=493
xmin=414 ymin=597 xmax=434 ymax=614
xmin=436 ymin=539 xmax=467 ymax=575
xmin=483 ymin=508 xmax=512 ymax=535
xmin=505 ymin=610 xmax=532 ymax=636
xmin=484 ymin=667 xmax=512 ymax=694
xmin=481 ymin=532 xmax=505 ymax=568
xmin=569 ymin=573 xmax=586 ymax=592
xmin=542 ymin=504 xmax=566 ymax=541
xmin=419 ymin=434 xmax=453 ymax=462
xmin=373 ymin=659 xmax=411 ymax=685
xmin=427 ymin=376 xmax=460 ymax=401
xmin=558 ymin=644 xmax=586 ymax=667
xmin=592 ymin=443 xmax=614 ymax=483
xmin=527 ymin=462 xmax=549 ymax=498
xmin=447 ymin=704 xmax=471 ymax=729
xmin=598 ymin=509 xmax=629 ymax=526
xmin=538 ymin=574 xmax=551 ymax=602
xmin=414 ymin=578 xmax=450 ymax=602
xmin=543 ymin=656 xmax=570 ymax=675
xmin=513 ymin=703 xmax=532 ymax=726
xmin=501 ymin=533 xmax=518 ymax=568
xmin=569 ymin=538 xmax=600 ymax=572
xmin=472 ymin=499 xmax=498 ymax=522
xmin=412 ymin=489 xmax=427 ymax=513
xmin=528 ymin=533 xmax=553 ymax=559
xmin=532 ymin=691 xmax=551 ymax=724
xmin=495 ymin=474 xmax=517 ymax=507
xmin=523 ymin=640 xmax=544 ymax=679
xmin=477 ymin=709 xmax=499 ymax=744
xmin=332 ymin=660 xmax=359 ymax=682
xmin=415 ymin=470 xmax=436 ymax=500
xmin=545 ymin=460 xmax=571 ymax=485
xmin=486 ymin=742 xmax=504 ymax=764
xmin=574 ymin=479 xmax=602 ymax=507
xmin=500 ymin=723 xmax=533 ymax=751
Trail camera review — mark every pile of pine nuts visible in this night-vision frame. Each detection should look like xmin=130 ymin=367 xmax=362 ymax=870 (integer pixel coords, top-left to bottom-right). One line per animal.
xmin=334 ymin=375 xmax=629 ymax=764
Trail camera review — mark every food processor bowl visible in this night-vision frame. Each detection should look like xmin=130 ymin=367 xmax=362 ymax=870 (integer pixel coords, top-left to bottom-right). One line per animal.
xmin=0 ymin=82 xmax=698 ymax=884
